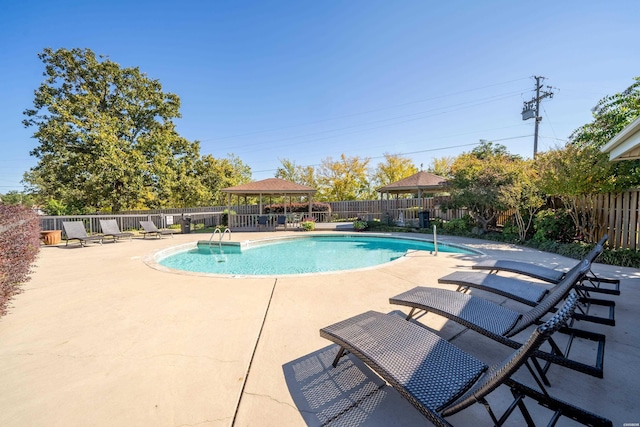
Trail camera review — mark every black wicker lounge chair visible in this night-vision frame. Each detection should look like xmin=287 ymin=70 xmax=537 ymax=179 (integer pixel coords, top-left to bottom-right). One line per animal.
xmin=438 ymin=241 xmax=616 ymax=326
xmin=99 ymin=219 xmax=134 ymax=241
xmin=321 ymin=292 xmax=612 ymax=427
xmin=139 ymin=220 xmax=174 ymax=239
xmin=62 ymin=221 xmax=106 ymax=247
xmin=390 ymin=259 xmax=607 ymax=383
xmin=472 ymin=235 xmax=620 ymax=296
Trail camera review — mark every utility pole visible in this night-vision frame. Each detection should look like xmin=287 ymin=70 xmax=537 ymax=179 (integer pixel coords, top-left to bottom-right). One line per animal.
xmin=521 ymin=76 xmax=554 ymax=158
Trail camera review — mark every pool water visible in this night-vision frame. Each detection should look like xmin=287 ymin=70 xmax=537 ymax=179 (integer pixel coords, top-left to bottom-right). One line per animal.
xmin=157 ymin=235 xmax=473 ymax=276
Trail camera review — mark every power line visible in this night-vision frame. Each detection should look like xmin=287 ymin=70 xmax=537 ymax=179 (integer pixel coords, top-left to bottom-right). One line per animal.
xmin=221 ymin=92 xmax=525 ymax=155
xmin=251 ymin=135 xmax=533 ymax=174
xmin=198 ymin=77 xmax=531 ymax=143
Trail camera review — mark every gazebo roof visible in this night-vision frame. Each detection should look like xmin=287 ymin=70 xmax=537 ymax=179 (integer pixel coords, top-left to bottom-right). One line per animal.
xmin=222 ymin=178 xmax=317 ymax=195
xmin=377 ymin=171 xmax=447 ymax=194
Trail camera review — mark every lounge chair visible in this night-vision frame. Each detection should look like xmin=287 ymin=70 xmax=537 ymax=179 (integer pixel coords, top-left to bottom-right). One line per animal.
xmin=99 ymin=219 xmax=134 ymax=241
xmin=62 ymin=221 xmax=106 ymax=247
xmin=472 ymin=235 xmax=620 ymax=295
xmin=321 ymin=292 xmax=612 ymax=427
xmin=390 ymin=259 xmax=607 ymax=382
xmin=275 ymin=215 xmax=287 ymax=230
xmin=139 ymin=220 xmax=174 ymax=239
xmin=438 ymin=241 xmax=616 ymax=326
xmin=257 ymin=215 xmax=269 ymax=231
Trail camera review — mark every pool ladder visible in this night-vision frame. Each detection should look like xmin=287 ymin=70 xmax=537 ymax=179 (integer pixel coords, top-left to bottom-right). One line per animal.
xmin=209 ymin=227 xmax=231 ymax=248
xmin=433 ymin=224 xmax=438 ymax=256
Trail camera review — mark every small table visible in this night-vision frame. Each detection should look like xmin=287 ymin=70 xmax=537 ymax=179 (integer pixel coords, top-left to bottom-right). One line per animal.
xmin=40 ymin=230 xmax=62 ymax=245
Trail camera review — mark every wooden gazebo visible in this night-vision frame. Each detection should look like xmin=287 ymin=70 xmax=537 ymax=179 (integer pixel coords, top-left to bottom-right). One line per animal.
xmin=376 ymin=171 xmax=447 ymax=199
xmin=222 ymin=178 xmax=317 ymax=227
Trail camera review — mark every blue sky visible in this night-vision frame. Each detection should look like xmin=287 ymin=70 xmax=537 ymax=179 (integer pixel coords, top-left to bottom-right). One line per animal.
xmin=1 ymin=1 xmax=639 ymax=192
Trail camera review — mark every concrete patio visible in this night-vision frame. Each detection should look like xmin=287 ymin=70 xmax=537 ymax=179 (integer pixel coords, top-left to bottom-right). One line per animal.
xmin=0 ymin=231 xmax=638 ymax=426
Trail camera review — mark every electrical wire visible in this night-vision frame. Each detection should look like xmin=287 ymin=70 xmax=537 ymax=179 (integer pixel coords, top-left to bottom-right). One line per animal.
xmin=198 ymin=77 xmax=531 ymax=142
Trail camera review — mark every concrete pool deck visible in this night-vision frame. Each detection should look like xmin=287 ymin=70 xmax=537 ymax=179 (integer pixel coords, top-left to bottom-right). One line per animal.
xmin=0 ymin=231 xmax=639 ymax=426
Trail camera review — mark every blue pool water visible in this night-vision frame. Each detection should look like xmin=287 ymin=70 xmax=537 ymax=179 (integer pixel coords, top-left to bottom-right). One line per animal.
xmin=157 ymin=235 xmax=473 ymax=276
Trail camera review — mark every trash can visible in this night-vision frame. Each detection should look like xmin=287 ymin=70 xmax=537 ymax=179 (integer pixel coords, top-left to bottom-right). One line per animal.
xmin=181 ymin=216 xmax=192 ymax=234
xmin=418 ymin=211 xmax=430 ymax=228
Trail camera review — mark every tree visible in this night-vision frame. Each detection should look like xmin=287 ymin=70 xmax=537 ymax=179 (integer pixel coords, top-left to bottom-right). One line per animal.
xmin=316 ymin=154 xmax=371 ymax=201
xmin=371 ymin=153 xmax=418 ymax=190
xmin=445 ymin=142 xmax=522 ymax=232
xmin=569 ymin=76 xmax=640 ymax=190
xmin=570 ymin=76 xmax=640 ymax=149
xmin=0 ymin=191 xmax=35 ymax=207
xmin=197 ymin=154 xmax=252 ymax=205
xmin=275 ymin=158 xmax=301 ymax=182
xmin=427 ymin=156 xmax=455 ymax=178
xmin=22 ymin=48 xmax=206 ymax=213
xmin=535 ymin=144 xmax=618 ymax=243
xmin=500 ymin=160 xmax=545 ymax=241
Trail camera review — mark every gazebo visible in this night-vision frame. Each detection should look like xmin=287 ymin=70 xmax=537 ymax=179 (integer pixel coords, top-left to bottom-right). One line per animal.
xmin=376 ymin=171 xmax=448 ymax=226
xmin=376 ymin=171 xmax=447 ymax=199
xmin=221 ymin=178 xmax=317 ymax=228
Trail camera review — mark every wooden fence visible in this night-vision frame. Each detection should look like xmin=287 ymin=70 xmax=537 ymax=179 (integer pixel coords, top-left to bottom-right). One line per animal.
xmin=38 ymin=191 xmax=640 ymax=249
xmin=583 ymin=190 xmax=640 ymax=250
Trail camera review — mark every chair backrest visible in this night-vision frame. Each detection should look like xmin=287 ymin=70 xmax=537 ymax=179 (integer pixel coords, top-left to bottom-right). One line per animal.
xmin=441 ymin=290 xmax=580 ymax=416
xmin=277 ymin=215 xmax=286 ymax=225
xmin=257 ymin=216 xmax=268 ymax=225
xmin=140 ymin=221 xmax=159 ymax=232
xmin=586 ymin=236 xmax=607 ymax=263
xmin=100 ymin=219 xmax=121 ymax=234
xmin=62 ymin=221 xmax=89 ymax=239
xmin=507 ymin=259 xmax=590 ymax=336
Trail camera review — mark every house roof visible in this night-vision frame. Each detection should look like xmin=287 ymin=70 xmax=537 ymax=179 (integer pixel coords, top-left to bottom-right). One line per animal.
xmin=377 ymin=171 xmax=448 ymax=193
xmin=601 ymin=116 xmax=640 ymax=161
xmin=222 ymin=178 xmax=317 ymax=195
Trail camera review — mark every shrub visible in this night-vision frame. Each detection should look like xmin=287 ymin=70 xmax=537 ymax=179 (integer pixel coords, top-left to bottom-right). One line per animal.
xmin=264 ymin=202 xmax=331 ymax=214
xmin=300 ymin=219 xmax=316 ymax=231
xmin=0 ymin=205 xmax=41 ymax=317
xmin=353 ymin=219 xmax=368 ymax=231
xmin=533 ymin=209 xmax=576 ymax=243
xmin=440 ymin=214 xmax=475 ymax=235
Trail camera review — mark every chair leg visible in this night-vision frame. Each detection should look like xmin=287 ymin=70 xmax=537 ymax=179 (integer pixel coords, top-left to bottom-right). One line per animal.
xmin=332 ymin=346 xmax=347 ymax=368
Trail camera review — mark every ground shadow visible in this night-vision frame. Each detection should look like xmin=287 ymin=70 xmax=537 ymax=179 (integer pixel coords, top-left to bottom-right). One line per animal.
xmin=282 ymin=344 xmax=428 ymax=426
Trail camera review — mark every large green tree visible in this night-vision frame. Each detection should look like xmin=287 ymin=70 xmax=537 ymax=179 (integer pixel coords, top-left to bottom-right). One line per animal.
xmin=569 ymin=76 xmax=640 ymax=190
xmin=536 ymin=144 xmax=618 ymax=243
xmin=371 ymin=153 xmax=418 ymax=190
xmin=533 ymin=76 xmax=640 ymax=242
xmin=316 ymin=154 xmax=371 ymax=201
xmin=23 ymin=48 xmax=206 ymax=213
xmin=445 ymin=142 xmax=522 ymax=232
xmin=197 ymin=154 xmax=252 ymax=205
xmin=570 ymin=76 xmax=640 ymax=149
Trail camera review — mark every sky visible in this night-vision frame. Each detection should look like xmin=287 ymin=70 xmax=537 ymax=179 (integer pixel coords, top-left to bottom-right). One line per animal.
xmin=1 ymin=0 xmax=639 ymax=193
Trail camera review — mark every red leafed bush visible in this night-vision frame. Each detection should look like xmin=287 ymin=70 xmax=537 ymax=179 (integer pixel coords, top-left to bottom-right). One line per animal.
xmin=0 ymin=205 xmax=41 ymax=317
xmin=264 ymin=202 xmax=331 ymax=214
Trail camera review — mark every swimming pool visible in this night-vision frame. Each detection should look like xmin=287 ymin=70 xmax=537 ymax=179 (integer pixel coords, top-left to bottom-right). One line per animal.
xmin=154 ymin=234 xmax=474 ymax=276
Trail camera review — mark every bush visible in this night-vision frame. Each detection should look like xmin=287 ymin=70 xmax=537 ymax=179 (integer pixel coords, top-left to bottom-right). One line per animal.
xmin=533 ymin=209 xmax=576 ymax=243
xmin=300 ymin=219 xmax=316 ymax=231
xmin=0 ymin=205 xmax=41 ymax=317
xmin=440 ymin=214 xmax=475 ymax=235
xmin=264 ymin=202 xmax=331 ymax=214
xmin=353 ymin=219 xmax=368 ymax=231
